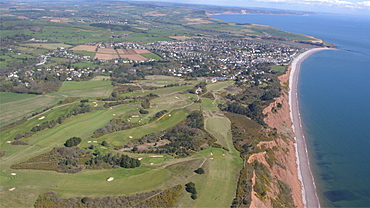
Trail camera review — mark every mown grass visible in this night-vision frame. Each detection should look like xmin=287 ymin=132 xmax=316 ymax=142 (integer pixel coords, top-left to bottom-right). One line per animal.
xmin=21 ymin=43 xmax=72 ymax=50
xmin=206 ymin=80 xmax=235 ymax=92
xmin=1 ymin=74 xmax=238 ymax=208
xmin=201 ymin=98 xmax=219 ymax=111
xmin=98 ymin=108 xmax=190 ymax=146
xmin=57 ymin=78 xmax=113 ymax=97
xmin=271 ymin=65 xmax=287 ymax=73
xmin=0 ymin=94 xmax=64 ymax=127
xmin=0 ymin=92 xmax=37 ymax=104
xmin=179 ymin=100 xmax=243 ymax=208
xmin=140 ymin=53 xmax=162 ymax=60
xmin=59 ymin=79 xmax=111 ymax=92
xmin=119 ymin=85 xmax=193 ymax=97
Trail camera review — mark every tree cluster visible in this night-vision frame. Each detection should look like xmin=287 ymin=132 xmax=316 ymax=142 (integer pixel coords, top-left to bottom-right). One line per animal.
xmin=185 ymin=182 xmax=198 ymax=200
xmin=221 ymin=101 xmax=265 ymax=125
xmin=34 ymin=185 xmax=182 ymax=208
xmin=127 ymin=111 xmax=215 ymax=157
xmin=64 ymin=137 xmax=82 ymax=147
xmin=11 ymin=147 xmax=140 ymax=173
xmin=149 ymin=110 xmax=168 ymax=122
xmin=11 ymin=147 xmax=88 ymax=173
xmin=85 ymin=153 xmax=140 ymax=169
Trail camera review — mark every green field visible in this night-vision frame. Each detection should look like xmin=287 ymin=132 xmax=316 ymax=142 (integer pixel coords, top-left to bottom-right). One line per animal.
xmin=0 ymin=94 xmax=64 ymax=127
xmin=201 ymin=98 xmax=220 ymax=111
xmin=21 ymin=43 xmax=72 ymax=50
xmin=0 ymin=73 xmax=244 ymax=206
xmin=0 ymin=81 xmax=238 ymax=207
xmin=58 ymin=77 xmax=113 ymax=97
xmin=0 ymin=92 xmax=37 ymax=104
xmin=120 ymin=85 xmax=193 ymax=97
xmin=140 ymin=53 xmax=163 ymax=60
xmin=271 ymin=65 xmax=287 ymax=73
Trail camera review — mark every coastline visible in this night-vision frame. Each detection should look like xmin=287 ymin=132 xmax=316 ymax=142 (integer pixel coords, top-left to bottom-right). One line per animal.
xmin=289 ymin=47 xmax=335 ymax=208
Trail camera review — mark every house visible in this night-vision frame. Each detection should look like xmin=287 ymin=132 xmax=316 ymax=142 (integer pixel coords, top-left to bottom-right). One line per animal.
xmin=206 ymin=78 xmax=217 ymax=83
xmin=195 ymin=87 xmax=202 ymax=94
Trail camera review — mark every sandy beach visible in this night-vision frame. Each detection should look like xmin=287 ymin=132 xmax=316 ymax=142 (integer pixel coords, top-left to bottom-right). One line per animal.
xmin=289 ymin=47 xmax=335 ymax=208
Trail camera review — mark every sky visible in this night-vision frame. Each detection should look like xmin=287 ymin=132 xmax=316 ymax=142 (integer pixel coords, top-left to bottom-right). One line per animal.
xmin=140 ymin=0 xmax=370 ymax=14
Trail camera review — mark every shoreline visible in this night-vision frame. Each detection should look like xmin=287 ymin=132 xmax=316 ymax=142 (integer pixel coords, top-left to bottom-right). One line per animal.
xmin=289 ymin=47 xmax=335 ymax=208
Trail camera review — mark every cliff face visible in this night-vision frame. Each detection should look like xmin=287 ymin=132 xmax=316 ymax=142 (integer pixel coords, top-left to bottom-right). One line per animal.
xmin=249 ymin=67 xmax=304 ymax=208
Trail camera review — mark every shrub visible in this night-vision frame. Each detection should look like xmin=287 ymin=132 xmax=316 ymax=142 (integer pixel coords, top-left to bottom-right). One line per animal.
xmin=139 ymin=109 xmax=149 ymax=114
xmin=64 ymin=137 xmax=82 ymax=147
xmin=194 ymin=167 xmax=205 ymax=174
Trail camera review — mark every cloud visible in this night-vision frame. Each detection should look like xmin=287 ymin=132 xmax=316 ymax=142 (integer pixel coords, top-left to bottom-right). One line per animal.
xmin=357 ymin=1 xmax=370 ymax=6
xmin=253 ymin=0 xmax=370 ymax=8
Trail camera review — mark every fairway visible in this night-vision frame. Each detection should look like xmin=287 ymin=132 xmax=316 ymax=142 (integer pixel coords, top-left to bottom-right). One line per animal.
xmin=120 ymin=85 xmax=193 ymax=97
xmin=201 ymin=98 xmax=219 ymax=111
xmin=180 ymin=98 xmax=243 ymax=208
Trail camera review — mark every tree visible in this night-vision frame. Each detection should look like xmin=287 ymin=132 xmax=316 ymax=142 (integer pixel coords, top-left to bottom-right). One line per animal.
xmin=194 ymin=167 xmax=205 ymax=174
xmin=185 ymin=182 xmax=197 ymax=194
xmin=101 ymin=140 xmax=109 ymax=147
xmin=139 ymin=109 xmax=149 ymax=114
xmin=64 ymin=137 xmax=81 ymax=147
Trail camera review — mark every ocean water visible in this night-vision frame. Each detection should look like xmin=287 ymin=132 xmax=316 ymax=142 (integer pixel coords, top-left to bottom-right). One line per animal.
xmin=212 ymin=14 xmax=370 ymax=207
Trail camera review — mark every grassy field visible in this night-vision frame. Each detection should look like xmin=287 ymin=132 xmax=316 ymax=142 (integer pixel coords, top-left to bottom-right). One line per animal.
xmin=0 ymin=73 xmax=243 ymax=206
xmin=0 ymin=76 xmax=112 ymax=127
xmin=58 ymin=77 xmax=113 ymax=97
xmin=0 ymin=92 xmax=37 ymax=104
xmin=0 ymin=94 xmax=64 ymax=127
xmin=0 ymin=86 xmax=206 ymax=207
xmin=179 ymin=108 xmax=243 ymax=207
xmin=201 ymin=98 xmax=219 ymax=111
xmin=140 ymin=53 xmax=162 ymax=60
xmin=271 ymin=65 xmax=287 ymax=73
xmin=120 ymin=85 xmax=193 ymax=97
xmin=21 ymin=43 xmax=72 ymax=50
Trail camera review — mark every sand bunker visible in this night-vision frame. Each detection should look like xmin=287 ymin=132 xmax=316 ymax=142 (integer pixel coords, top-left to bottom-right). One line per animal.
xmin=38 ymin=116 xmax=45 ymax=120
xmin=9 ymin=187 xmax=16 ymax=191
xmin=149 ymin=155 xmax=163 ymax=158
xmin=11 ymin=173 xmax=16 ymax=176
xmin=107 ymin=177 xmax=114 ymax=182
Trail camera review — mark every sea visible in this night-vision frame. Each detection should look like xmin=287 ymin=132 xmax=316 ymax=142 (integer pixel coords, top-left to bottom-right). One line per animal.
xmin=211 ymin=13 xmax=370 ymax=207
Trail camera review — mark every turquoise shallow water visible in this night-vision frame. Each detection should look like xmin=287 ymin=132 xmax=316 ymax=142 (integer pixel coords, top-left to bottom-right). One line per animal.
xmin=212 ymin=14 xmax=370 ymax=207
